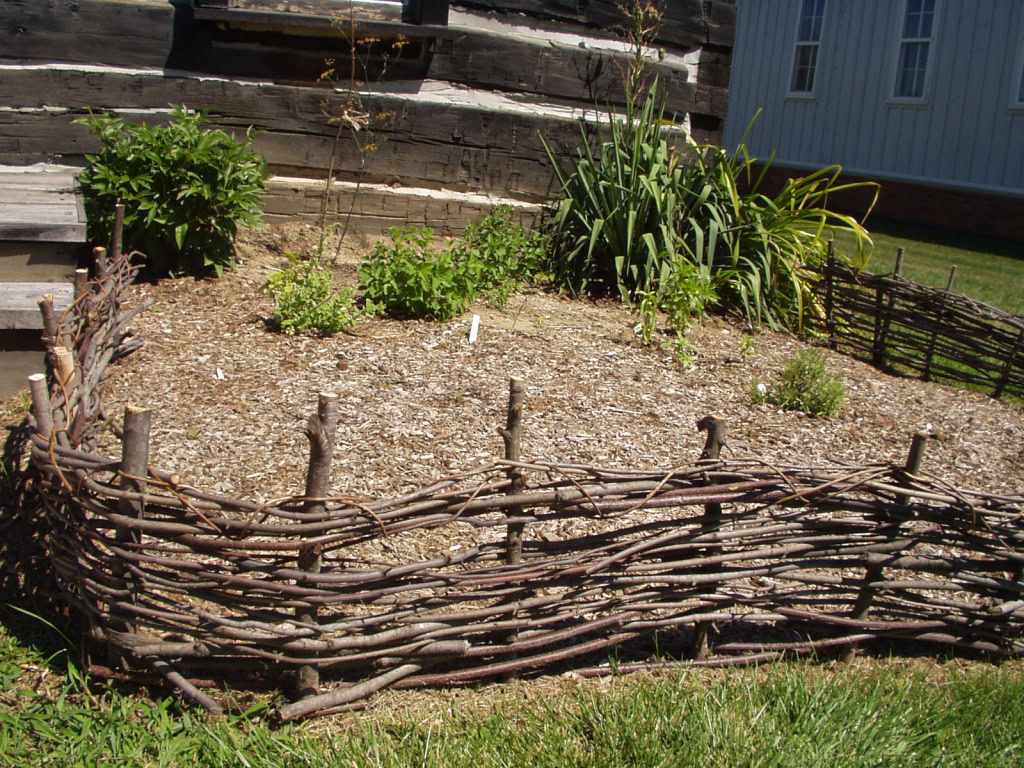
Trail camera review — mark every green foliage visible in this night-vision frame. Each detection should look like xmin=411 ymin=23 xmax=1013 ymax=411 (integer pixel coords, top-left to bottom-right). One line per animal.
xmin=739 ymin=333 xmax=758 ymax=359
xmin=753 ymin=348 xmax=846 ymax=416
xmin=543 ymin=80 xmax=878 ymax=331
xmin=264 ymin=251 xmax=377 ymax=336
xmin=451 ymin=205 xmax=545 ymax=308
xmin=359 ymin=209 xmax=544 ymax=320
xmin=359 ymin=226 xmax=475 ymax=321
xmin=75 ymin=104 xmax=268 ymax=277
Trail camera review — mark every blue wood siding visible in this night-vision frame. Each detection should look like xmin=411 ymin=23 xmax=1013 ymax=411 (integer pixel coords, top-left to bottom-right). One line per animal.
xmin=723 ymin=0 xmax=1024 ymax=196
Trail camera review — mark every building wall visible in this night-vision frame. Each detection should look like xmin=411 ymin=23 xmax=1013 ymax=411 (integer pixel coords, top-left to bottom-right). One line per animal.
xmin=724 ymin=0 xmax=1024 ymax=199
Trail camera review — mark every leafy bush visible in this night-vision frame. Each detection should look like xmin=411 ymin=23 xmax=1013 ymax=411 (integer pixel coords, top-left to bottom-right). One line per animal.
xmin=359 ymin=209 xmax=544 ymax=320
xmin=76 ymin=104 xmax=268 ymax=277
xmin=451 ymin=205 xmax=545 ymax=308
xmin=752 ymin=349 xmax=845 ymax=416
xmin=543 ymin=81 xmax=878 ymax=331
xmin=265 ymin=251 xmax=376 ymax=336
xmin=358 ymin=226 xmax=475 ymax=321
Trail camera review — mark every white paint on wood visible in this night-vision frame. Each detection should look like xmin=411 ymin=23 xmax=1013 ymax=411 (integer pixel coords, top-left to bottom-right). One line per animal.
xmin=448 ymin=8 xmax=702 ymax=82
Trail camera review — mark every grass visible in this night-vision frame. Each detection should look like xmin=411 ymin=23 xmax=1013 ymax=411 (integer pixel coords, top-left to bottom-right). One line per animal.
xmin=1 ymin=613 xmax=1023 ymax=767
xmin=833 ymin=217 xmax=1024 ymax=316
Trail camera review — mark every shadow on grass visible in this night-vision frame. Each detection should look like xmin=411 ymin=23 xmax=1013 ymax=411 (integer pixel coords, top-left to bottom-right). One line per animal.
xmin=866 ymin=215 xmax=1024 ymax=262
xmin=0 ymin=416 xmax=86 ymax=672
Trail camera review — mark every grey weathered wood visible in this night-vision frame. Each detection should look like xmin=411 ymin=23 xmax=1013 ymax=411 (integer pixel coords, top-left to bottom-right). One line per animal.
xmin=455 ymin=0 xmax=736 ymax=49
xmin=0 ymin=167 xmax=86 ymax=242
xmin=0 ymin=283 xmax=75 ymax=330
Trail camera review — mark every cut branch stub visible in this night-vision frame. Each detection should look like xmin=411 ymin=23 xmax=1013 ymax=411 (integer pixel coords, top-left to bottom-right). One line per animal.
xmin=296 ymin=392 xmax=339 ymax=700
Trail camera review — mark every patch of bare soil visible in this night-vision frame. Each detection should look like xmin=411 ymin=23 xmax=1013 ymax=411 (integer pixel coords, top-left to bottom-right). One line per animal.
xmin=70 ymin=221 xmax=1022 ymax=507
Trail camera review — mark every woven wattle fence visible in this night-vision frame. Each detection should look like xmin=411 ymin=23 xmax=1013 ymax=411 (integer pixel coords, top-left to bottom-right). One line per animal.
xmin=26 ymin=238 xmax=1024 ymax=721
xmin=810 ymin=247 xmax=1024 ymax=400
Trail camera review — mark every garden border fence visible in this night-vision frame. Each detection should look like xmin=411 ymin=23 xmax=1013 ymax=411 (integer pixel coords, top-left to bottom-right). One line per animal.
xmin=810 ymin=247 xmax=1024 ymax=400
xmin=22 ymin=233 xmax=1024 ymax=721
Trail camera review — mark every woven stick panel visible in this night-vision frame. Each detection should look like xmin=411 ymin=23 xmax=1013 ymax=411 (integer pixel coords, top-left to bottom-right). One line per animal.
xmin=27 ymin=242 xmax=1024 ymax=720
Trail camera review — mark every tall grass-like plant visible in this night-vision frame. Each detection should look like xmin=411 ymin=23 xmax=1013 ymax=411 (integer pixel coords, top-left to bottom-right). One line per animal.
xmin=542 ymin=0 xmax=879 ymax=333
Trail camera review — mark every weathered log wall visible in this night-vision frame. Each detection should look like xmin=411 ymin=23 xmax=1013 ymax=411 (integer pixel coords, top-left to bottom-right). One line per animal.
xmin=0 ymin=0 xmax=735 ymax=229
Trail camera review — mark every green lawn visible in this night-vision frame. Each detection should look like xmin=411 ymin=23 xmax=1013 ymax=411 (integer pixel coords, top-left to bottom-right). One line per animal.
xmin=833 ymin=217 xmax=1024 ymax=316
xmin=1 ymin=615 xmax=1022 ymax=768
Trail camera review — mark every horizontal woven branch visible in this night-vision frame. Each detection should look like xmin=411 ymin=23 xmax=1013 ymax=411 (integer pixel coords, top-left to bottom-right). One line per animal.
xmin=25 ymin=245 xmax=1024 ymax=721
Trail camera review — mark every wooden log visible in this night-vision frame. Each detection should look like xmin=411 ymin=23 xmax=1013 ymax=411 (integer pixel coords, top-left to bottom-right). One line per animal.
xmin=295 ymin=392 xmax=339 ymax=699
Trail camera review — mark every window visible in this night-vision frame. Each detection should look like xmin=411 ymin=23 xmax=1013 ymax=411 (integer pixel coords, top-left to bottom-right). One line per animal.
xmin=1016 ymin=19 xmax=1024 ymax=107
xmin=790 ymin=0 xmax=826 ymax=94
xmin=894 ymin=0 xmax=936 ymax=99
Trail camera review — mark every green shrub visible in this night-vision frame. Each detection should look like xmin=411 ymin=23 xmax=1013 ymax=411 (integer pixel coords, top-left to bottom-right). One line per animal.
xmin=451 ymin=205 xmax=545 ymax=308
xmin=76 ymin=104 xmax=268 ymax=277
xmin=752 ymin=349 xmax=845 ymax=416
xmin=265 ymin=251 xmax=377 ymax=336
xmin=542 ymin=80 xmax=878 ymax=331
xmin=359 ymin=209 xmax=545 ymax=321
xmin=358 ymin=226 xmax=475 ymax=321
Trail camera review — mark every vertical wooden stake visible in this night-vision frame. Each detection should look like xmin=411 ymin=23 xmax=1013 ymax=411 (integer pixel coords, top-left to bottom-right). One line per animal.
xmin=499 ymin=377 xmax=527 ymax=670
xmin=37 ymin=294 xmax=59 ymax=344
xmin=893 ymin=247 xmax=905 ymax=278
xmin=691 ymin=415 xmax=726 ymax=660
xmin=109 ymin=405 xmax=150 ymax=666
xmin=500 ymin=377 xmax=527 ymax=567
xmin=993 ymin=325 xmax=1024 ymax=399
xmin=112 ymin=203 xmax=126 ymax=260
xmin=841 ymin=428 xmax=931 ymax=662
xmin=28 ymin=373 xmax=53 ymax=440
xmin=93 ymin=246 xmax=109 ymax=282
xmin=825 ymin=241 xmax=836 ymax=350
xmin=74 ymin=268 xmax=89 ymax=300
xmin=296 ymin=392 xmax=338 ymax=700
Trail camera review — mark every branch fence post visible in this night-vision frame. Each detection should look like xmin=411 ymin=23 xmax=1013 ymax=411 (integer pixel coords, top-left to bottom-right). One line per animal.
xmin=691 ymin=415 xmax=726 ymax=660
xmin=993 ymin=324 xmax=1024 ymax=399
xmin=296 ymin=392 xmax=339 ymax=700
xmin=840 ymin=427 xmax=931 ymax=662
xmin=825 ymin=241 xmax=836 ymax=350
xmin=109 ymin=405 xmax=150 ymax=666
xmin=873 ymin=247 xmax=903 ymax=368
xmin=499 ymin=377 xmax=527 ymax=671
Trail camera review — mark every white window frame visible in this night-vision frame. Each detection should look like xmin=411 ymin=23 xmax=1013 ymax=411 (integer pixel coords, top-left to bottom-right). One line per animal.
xmin=787 ymin=0 xmax=826 ymax=98
xmin=1013 ymin=14 xmax=1024 ymax=109
xmin=890 ymin=0 xmax=939 ymax=104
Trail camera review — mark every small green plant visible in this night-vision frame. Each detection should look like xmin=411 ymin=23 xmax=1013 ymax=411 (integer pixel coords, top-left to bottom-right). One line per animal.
xmin=633 ymin=290 xmax=660 ymax=344
xmin=76 ymin=104 xmax=268 ymax=277
xmin=451 ymin=205 xmax=545 ymax=308
xmin=360 ymin=209 xmax=545 ymax=321
xmin=359 ymin=226 xmax=474 ymax=321
xmin=739 ymin=333 xmax=758 ymax=359
xmin=752 ymin=349 xmax=845 ymax=416
xmin=265 ymin=251 xmax=376 ymax=336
